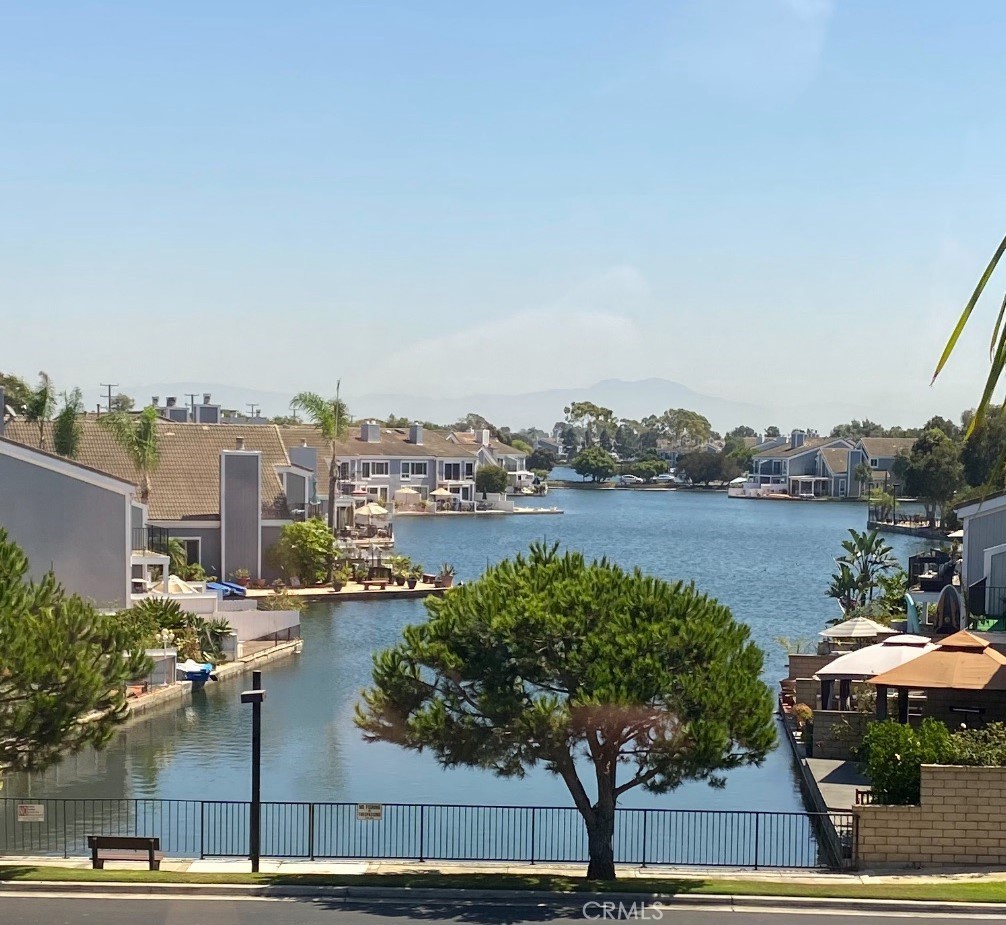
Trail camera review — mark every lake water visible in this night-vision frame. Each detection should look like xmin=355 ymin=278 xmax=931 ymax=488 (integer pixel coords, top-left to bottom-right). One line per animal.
xmin=14 ymin=489 xmax=929 ymax=814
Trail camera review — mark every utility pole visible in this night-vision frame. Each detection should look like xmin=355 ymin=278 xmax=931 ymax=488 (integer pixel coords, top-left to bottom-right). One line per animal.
xmin=246 ymin=403 xmax=260 ymax=420
xmin=241 ymin=670 xmax=266 ymax=873
xmin=100 ymin=383 xmax=118 ymax=413
xmin=186 ymin=393 xmax=199 ymax=420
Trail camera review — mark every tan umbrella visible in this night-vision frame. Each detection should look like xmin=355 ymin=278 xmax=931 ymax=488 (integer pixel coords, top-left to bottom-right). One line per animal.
xmin=820 ymin=616 xmax=897 ymax=639
xmin=355 ymin=501 xmax=389 ymax=519
xmin=430 ymin=487 xmax=453 ymax=499
xmin=394 ymin=487 xmax=420 ymax=498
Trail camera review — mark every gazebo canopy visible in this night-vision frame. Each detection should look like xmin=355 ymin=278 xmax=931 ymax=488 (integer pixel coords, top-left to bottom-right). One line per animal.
xmin=815 ymin=635 xmax=936 ymax=682
xmin=820 ymin=616 xmax=898 ymax=639
xmin=868 ymin=630 xmax=1006 ymax=691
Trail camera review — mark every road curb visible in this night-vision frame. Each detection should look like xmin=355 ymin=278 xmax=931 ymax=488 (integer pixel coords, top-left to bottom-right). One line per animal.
xmin=2 ymin=880 xmax=1006 ymax=913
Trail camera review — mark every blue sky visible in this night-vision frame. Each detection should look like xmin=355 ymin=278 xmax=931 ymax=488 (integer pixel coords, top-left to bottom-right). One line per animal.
xmin=3 ymin=1 xmax=1006 ymax=428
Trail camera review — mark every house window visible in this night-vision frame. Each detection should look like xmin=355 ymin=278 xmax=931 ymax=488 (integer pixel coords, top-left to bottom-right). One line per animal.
xmin=338 ymin=462 xmax=350 ymax=479
xmin=444 ymin=462 xmax=461 ymax=480
xmin=870 ymin=458 xmax=879 ymax=468
xmin=464 ymin=462 xmax=474 ymax=479
xmin=361 ymin=461 xmax=389 ymax=478
xmin=401 ymin=461 xmax=428 ymax=479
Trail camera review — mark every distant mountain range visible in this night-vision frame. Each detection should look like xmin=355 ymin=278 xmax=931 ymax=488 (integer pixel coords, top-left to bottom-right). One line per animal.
xmin=124 ymin=378 xmax=874 ymax=433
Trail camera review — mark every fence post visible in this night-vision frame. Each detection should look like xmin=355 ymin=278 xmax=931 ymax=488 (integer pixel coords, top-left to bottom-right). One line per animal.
xmin=63 ymin=803 xmax=68 ymax=860
xmin=418 ymin=805 xmax=425 ymax=863
xmin=530 ymin=807 xmax=536 ymax=865
xmin=199 ymin=802 xmax=205 ymax=859
xmin=308 ymin=803 xmax=315 ymax=861
xmin=641 ymin=810 xmax=647 ymax=868
xmin=753 ymin=813 xmax=760 ymax=870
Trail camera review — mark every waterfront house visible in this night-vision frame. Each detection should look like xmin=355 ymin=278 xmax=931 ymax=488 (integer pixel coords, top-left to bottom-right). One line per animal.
xmin=854 ymin=437 xmax=916 ymax=494
xmin=2 ymin=416 xmax=309 ymax=585
xmin=956 ymin=490 xmax=1006 ymax=632
xmin=0 ymin=430 xmax=165 ymax=609
xmin=748 ymin=433 xmax=855 ymax=497
xmin=448 ymin=429 xmax=530 ymax=489
xmin=280 ymin=421 xmax=479 ymax=517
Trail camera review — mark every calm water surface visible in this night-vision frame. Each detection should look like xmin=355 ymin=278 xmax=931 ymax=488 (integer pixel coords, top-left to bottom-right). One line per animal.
xmin=17 ymin=490 xmax=928 ymax=812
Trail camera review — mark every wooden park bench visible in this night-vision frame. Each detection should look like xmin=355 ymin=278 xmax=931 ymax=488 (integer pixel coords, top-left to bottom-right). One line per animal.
xmin=88 ymin=835 xmax=164 ymax=870
xmin=361 ymin=579 xmax=388 ymax=590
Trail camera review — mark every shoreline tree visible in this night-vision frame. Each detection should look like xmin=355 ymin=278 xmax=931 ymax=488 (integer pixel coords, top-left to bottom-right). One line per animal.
xmin=474 ymin=463 xmax=508 ymax=495
xmin=356 ymin=543 xmax=776 ymax=880
xmin=0 ymin=529 xmax=151 ymax=772
xmin=892 ymin=429 xmax=963 ymax=528
xmin=571 ymin=446 xmax=617 ymax=483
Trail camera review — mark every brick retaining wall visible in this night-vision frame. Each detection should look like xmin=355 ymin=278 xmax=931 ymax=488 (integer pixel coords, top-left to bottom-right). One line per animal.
xmin=855 ymin=764 xmax=1006 ymax=866
xmin=812 ymin=711 xmax=869 ymax=760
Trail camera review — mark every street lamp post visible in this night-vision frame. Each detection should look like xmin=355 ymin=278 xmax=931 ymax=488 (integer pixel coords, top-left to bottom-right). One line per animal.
xmin=241 ymin=670 xmax=266 ymax=872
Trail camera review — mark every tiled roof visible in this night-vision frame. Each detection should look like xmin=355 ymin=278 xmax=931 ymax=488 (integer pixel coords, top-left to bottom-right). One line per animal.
xmin=450 ymin=431 xmax=525 ymax=457
xmin=820 ymin=447 xmax=849 ymax=475
xmin=277 ymin=424 xmax=476 ymax=486
xmin=754 ymin=437 xmax=831 ymax=459
xmin=859 ymin=437 xmax=916 ymax=459
xmin=3 ymin=419 xmax=290 ymax=521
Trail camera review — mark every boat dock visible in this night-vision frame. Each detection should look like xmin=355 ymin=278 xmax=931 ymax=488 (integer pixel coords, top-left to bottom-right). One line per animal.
xmin=245 ymin=582 xmax=449 ymax=603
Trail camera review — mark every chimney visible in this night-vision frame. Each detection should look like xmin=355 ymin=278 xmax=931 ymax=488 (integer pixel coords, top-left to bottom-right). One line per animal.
xmin=236 ymin=436 xmax=245 ymax=450
xmin=790 ymin=429 xmax=805 ymax=450
xmin=203 ymin=393 xmax=211 ymax=404
xmin=409 ymin=422 xmax=424 ymax=445
xmin=166 ymin=396 xmax=177 ymax=408
xmin=152 ymin=396 xmax=160 ymax=406
xmin=362 ymin=420 xmax=381 ymax=443
xmin=479 ymin=429 xmax=491 ymax=446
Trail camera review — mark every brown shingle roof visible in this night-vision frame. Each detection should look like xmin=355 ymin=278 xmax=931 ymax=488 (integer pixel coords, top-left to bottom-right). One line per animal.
xmin=859 ymin=437 xmax=916 ymax=459
xmin=754 ymin=437 xmax=831 ymax=459
xmin=821 ymin=447 xmax=849 ymax=475
xmin=280 ymin=424 xmax=475 ymax=463
xmin=450 ymin=431 xmax=524 ymax=457
xmin=3 ymin=419 xmax=290 ymax=521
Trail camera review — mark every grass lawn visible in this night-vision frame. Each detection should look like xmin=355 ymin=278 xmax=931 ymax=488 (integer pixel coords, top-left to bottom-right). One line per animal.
xmin=1 ymin=867 xmax=1006 ymax=902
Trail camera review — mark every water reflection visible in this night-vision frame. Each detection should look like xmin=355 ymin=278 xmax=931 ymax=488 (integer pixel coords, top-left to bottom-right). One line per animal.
xmin=13 ymin=491 xmax=929 ymax=812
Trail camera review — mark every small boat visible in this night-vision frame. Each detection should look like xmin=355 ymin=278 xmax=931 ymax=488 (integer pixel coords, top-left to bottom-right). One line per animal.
xmin=176 ymin=659 xmax=214 ymax=690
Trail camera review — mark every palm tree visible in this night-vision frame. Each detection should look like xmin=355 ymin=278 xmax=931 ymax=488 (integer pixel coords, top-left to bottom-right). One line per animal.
xmin=289 ymin=384 xmax=351 ymax=531
xmin=23 ymin=371 xmax=56 ymax=449
xmin=98 ymin=405 xmax=160 ymax=501
xmin=52 ymin=388 xmax=84 ymax=458
xmin=853 ymin=460 xmax=873 ymax=501
xmin=837 ymin=528 xmax=898 ymax=605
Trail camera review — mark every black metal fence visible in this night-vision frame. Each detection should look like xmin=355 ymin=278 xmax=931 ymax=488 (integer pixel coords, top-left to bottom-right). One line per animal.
xmin=0 ymin=798 xmax=853 ymax=869
xmin=131 ymin=525 xmax=170 ymax=554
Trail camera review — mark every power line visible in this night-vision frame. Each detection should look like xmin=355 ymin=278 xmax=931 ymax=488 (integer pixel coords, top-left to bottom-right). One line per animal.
xmin=99 ymin=383 xmax=118 ymax=413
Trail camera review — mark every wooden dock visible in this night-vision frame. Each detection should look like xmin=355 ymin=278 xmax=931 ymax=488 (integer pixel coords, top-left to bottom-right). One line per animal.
xmin=245 ymin=581 xmax=449 ymax=604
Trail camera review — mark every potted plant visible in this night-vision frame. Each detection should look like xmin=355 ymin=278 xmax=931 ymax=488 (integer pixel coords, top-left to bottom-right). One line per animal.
xmin=391 ymin=555 xmax=412 ymax=586
xmin=407 ymin=564 xmax=422 ymax=590
xmin=232 ymin=568 xmax=251 ymax=587
xmin=437 ymin=562 xmax=456 ymax=589
xmin=332 ymin=562 xmax=352 ymax=592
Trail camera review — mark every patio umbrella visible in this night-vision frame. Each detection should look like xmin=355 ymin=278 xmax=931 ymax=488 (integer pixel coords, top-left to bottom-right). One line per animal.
xmin=820 ymin=616 xmax=898 ymax=639
xmin=354 ymin=501 xmax=389 ymax=519
xmin=394 ymin=487 xmax=419 ymax=498
xmin=430 ymin=487 xmax=453 ymax=499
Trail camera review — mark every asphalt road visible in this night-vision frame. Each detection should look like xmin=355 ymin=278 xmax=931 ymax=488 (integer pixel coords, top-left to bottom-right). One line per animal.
xmin=1 ymin=894 xmax=1004 ymax=925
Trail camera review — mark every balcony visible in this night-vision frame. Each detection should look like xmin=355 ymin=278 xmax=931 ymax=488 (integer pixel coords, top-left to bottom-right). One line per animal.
xmin=908 ymin=550 xmax=952 ymax=593
xmin=132 ymin=525 xmax=170 ymax=555
xmin=967 ymin=580 xmax=1006 ymax=632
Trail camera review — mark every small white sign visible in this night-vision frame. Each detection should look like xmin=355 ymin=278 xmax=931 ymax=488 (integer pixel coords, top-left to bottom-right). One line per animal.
xmin=16 ymin=804 xmax=45 ymax=823
xmin=356 ymin=802 xmax=383 ymax=821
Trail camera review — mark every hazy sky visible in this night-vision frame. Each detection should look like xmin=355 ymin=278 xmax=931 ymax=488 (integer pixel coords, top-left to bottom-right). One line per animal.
xmin=3 ymin=1 xmax=1006 ymax=427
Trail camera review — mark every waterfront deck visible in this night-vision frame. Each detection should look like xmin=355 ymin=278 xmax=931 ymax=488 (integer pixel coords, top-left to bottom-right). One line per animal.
xmin=245 ymin=581 xmax=448 ymax=603
xmin=806 ymin=758 xmax=869 ymax=812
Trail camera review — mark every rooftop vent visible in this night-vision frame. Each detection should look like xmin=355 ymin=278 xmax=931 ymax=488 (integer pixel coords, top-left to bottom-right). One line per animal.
xmin=166 ymin=396 xmax=177 ymax=408
xmin=203 ymin=393 xmax=212 ymax=404
xmin=236 ymin=436 xmax=245 ymax=450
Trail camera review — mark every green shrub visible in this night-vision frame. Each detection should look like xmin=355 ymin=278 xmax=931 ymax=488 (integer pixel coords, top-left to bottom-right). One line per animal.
xmin=859 ymin=718 xmax=953 ymax=804
xmin=475 ymin=464 xmax=508 ymax=494
xmin=266 ymin=518 xmax=336 ymax=585
xmin=257 ymin=591 xmax=306 ymax=613
xmin=952 ymin=722 xmax=1006 ymax=766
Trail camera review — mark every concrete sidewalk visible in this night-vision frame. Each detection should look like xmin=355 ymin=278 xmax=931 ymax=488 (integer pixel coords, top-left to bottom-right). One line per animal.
xmin=4 ymin=854 xmax=1006 ymax=884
